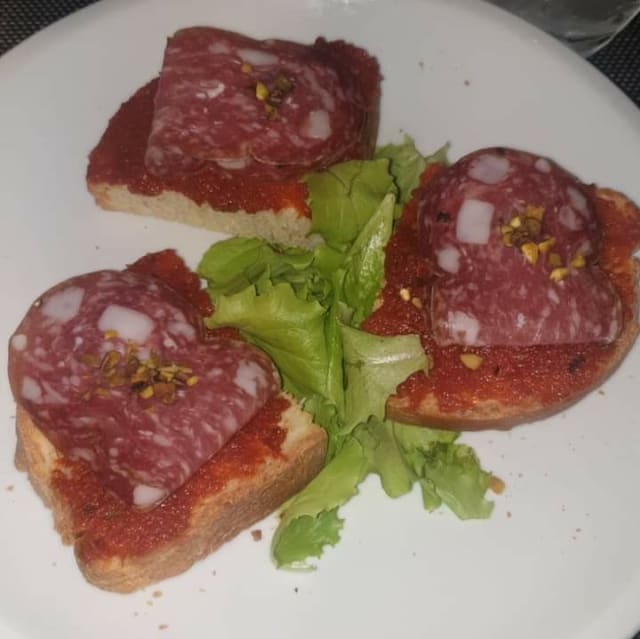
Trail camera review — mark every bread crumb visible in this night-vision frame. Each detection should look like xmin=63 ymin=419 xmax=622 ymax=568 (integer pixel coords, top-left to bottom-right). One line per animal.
xmin=159 ymin=624 xmax=169 ymax=631
xmin=152 ymin=590 xmax=163 ymax=598
xmin=251 ymin=529 xmax=262 ymax=541
xmin=489 ymin=475 xmax=505 ymax=494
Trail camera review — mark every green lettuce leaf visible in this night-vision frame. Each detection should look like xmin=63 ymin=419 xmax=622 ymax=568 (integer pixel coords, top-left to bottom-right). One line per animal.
xmin=305 ymin=159 xmax=396 ymax=247
xmin=340 ymin=326 xmax=427 ymax=433
xmin=272 ymin=437 xmax=368 ymax=568
xmin=341 ymin=192 xmax=395 ymax=325
xmin=198 ymin=139 xmax=493 ymax=570
xmin=375 ymin=135 xmax=449 ymax=206
xmin=393 ymin=423 xmax=494 ymax=519
xmin=270 ymin=509 xmax=343 ymax=569
xmin=355 ymin=418 xmax=494 ymax=518
xmin=354 ymin=419 xmax=414 ymax=498
xmin=206 ymin=282 xmax=343 ymax=408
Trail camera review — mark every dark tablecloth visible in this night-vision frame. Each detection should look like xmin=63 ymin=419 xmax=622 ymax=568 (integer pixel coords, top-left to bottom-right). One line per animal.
xmin=0 ymin=2 xmax=639 ymax=638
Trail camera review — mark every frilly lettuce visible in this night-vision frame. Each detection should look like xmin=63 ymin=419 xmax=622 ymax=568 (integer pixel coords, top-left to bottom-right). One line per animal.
xmin=197 ymin=136 xmax=493 ymax=569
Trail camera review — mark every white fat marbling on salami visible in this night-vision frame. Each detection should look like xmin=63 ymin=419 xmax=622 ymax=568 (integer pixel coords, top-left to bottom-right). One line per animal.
xmin=98 ymin=305 xmax=155 ymax=343
xmin=208 ymin=41 xmax=231 ymax=55
xmin=70 ymin=447 xmax=95 ymax=463
xmin=468 ymin=153 xmax=510 ymax=184
xmin=237 ymin=48 xmax=279 ymax=66
xmin=133 ymin=484 xmax=169 ymax=509
xmin=535 ymin=157 xmax=551 ymax=173
xmin=168 ymin=321 xmax=196 ymax=341
xmin=548 ymin=288 xmax=561 ymax=305
xmin=41 ymin=286 xmax=84 ymax=323
xmin=8 ymin=269 xmax=280 ymax=508
xmin=302 ymin=109 xmax=331 ymax=140
xmin=144 ymin=27 xmax=378 ymax=175
xmin=558 ymin=205 xmax=583 ymax=231
xmin=41 ymin=381 xmax=69 ymax=404
xmin=11 ymin=334 xmax=27 ymax=351
xmin=567 ymin=186 xmax=588 ymax=213
xmin=217 ymin=158 xmax=249 ymax=170
xmin=196 ymin=81 xmax=225 ymax=100
xmin=419 ymin=147 xmax=622 ymax=346
xmin=456 ymin=199 xmax=494 ymax=244
xmin=21 ymin=376 xmax=42 ymax=403
xmin=446 ymin=311 xmax=480 ymax=345
xmin=437 ymin=246 xmax=461 ymax=273
xmin=234 ymin=360 xmax=268 ymax=398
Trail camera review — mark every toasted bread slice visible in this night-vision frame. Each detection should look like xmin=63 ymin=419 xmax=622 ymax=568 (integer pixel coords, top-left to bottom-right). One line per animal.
xmin=368 ymin=187 xmax=640 ymax=430
xmin=89 ymin=182 xmax=318 ymax=249
xmin=15 ymin=394 xmax=326 ymax=592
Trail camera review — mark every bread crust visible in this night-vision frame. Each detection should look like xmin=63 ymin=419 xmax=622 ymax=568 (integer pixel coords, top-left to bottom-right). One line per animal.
xmin=15 ymin=395 xmax=326 ymax=592
xmin=384 ymin=188 xmax=640 ymax=430
xmin=89 ymin=182 xmax=320 ymax=249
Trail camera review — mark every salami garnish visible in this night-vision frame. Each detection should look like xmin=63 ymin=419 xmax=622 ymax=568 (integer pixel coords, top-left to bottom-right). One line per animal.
xmin=418 ymin=148 xmax=622 ymax=347
xmin=145 ymin=27 xmax=380 ymax=176
xmin=8 ymin=269 xmax=280 ymax=508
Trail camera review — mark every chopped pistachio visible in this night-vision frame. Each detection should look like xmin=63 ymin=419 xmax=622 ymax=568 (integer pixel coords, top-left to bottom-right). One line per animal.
xmin=139 ymin=385 xmax=154 ymax=400
xmin=255 ymin=81 xmax=269 ymax=101
xmin=549 ymin=267 xmax=569 ymax=282
xmin=80 ymin=353 xmax=101 ymax=368
xmin=538 ymin=237 xmax=556 ymax=254
xmin=100 ymin=350 xmax=121 ymax=374
xmin=460 ymin=353 xmax=483 ymax=370
xmin=570 ymin=253 xmax=586 ymax=268
xmin=524 ymin=205 xmax=544 ymax=221
xmin=548 ymin=252 xmax=563 ymax=268
xmin=520 ymin=242 xmax=539 ymax=265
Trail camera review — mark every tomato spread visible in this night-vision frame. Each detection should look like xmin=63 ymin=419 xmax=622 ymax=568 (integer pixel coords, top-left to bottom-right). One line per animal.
xmin=56 ymin=394 xmax=288 ymax=561
xmin=35 ymin=250 xmax=288 ymax=557
xmin=362 ymin=167 xmax=640 ymax=417
xmin=87 ymin=80 xmax=311 ymax=216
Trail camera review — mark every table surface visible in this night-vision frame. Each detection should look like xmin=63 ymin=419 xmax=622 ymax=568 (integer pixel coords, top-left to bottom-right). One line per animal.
xmin=1 ymin=2 xmax=639 ymax=639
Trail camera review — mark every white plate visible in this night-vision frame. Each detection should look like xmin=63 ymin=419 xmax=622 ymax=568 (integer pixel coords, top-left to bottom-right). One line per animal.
xmin=1 ymin=1 xmax=639 ymax=638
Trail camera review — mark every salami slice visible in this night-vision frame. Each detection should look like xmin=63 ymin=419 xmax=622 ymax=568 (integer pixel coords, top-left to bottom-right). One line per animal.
xmin=145 ymin=27 xmax=380 ymax=176
xmin=8 ymin=270 xmax=280 ymax=508
xmin=418 ymin=148 xmax=622 ymax=347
